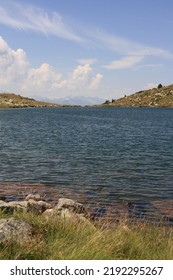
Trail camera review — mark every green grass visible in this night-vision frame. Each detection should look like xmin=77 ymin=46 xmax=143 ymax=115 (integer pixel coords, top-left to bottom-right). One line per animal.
xmin=0 ymin=211 xmax=173 ymax=260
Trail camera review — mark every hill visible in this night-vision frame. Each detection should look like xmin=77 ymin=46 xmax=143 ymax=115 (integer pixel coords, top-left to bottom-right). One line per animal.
xmin=102 ymin=84 xmax=173 ymax=107
xmin=0 ymin=93 xmax=65 ymax=108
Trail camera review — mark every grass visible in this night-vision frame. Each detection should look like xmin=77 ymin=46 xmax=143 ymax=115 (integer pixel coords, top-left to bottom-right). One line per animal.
xmin=0 ymin=211 xmax=173 ymax=260
xmin=100 ymin=84 xmax=173 ymax=107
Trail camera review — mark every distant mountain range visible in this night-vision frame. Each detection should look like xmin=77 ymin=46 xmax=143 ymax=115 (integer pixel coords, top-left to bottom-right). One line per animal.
xmin=1 ymin=84 xmax=173 ymax=108
xmin=33 ymin=95 xmax=105 ymax=106
xmin=0 ymin=93 xmax=103 ymax=108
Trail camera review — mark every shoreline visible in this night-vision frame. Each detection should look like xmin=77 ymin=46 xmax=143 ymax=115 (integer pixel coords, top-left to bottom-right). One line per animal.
xmin=1 ymin=183 xmax=173 ymax=225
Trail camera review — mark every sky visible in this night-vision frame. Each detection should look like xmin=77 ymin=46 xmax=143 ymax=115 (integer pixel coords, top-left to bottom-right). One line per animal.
xmin=0 ymin=0 xmax=173 ymax=103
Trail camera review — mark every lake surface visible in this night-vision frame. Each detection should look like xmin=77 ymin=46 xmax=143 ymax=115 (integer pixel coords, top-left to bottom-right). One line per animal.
xmin=0 ymin=107 xmax=173 ymax=205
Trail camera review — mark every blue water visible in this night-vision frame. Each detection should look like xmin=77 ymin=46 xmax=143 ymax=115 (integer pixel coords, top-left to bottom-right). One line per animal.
xmin=0 ymin=107 xmax=173 ymax=204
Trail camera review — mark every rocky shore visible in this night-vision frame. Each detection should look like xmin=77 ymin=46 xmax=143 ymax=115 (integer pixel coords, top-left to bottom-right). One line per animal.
xmin=0 ymin=187 xmax=173 ymax=243
xmin=0 ymin=194 xmax=93 ymax=243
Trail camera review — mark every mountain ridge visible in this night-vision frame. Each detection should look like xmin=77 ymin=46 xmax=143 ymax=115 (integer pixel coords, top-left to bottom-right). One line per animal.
xmin=0 ymin=93 xmax=72 ymax=108
xmin=101 ymin=84 xmax=173 ymax=107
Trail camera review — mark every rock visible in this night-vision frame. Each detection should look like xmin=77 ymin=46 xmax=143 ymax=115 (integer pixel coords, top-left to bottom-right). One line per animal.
xmin=0 ymin=201 xmax=28 ymax=214
xmin=0 ymin=218 xmax=32 ymax=243
xmin=26 ymin=199 xmax=51 ymax=214
xmin=25 ymin=194 xmax=45 ymax=201
xmin=56 ymin=198 xmax=89 ymax=217
xmin=0 ymin=199 xmax=50 ymax=215
xmin=42 ymin=207 xmax=94 ymax=227
xmin=43 ymin=198 xmax=91 ymax=225
xmin=42 ymin=208 xmax=59 ymax=219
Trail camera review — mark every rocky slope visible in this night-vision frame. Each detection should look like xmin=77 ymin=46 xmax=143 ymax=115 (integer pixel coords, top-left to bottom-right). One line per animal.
xmin=102 ymin=84 xmax=173 ymax=107
xmin=0 ymin=93 xmax=64 ymax=108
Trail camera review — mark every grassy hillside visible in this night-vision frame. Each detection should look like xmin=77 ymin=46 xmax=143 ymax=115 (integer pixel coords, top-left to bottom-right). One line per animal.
xmin=0 ymin=211 xmax=172 ymax=260
xmin=102 ymin=84 xmax=173 ymax=107
xmin=0 ymin=93 xmax=64 ymax=108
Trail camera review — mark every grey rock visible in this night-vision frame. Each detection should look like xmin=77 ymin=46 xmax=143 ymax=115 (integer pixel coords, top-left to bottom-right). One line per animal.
xmin=26 ymin=199 xmax=51 ymax=214
xmin=0 ymin=199 xmax=50 ymax=215
xmin=42 ymin=207 xmax=94 ymax=227
xmin=25 ymin=194 xmax=45 ymax=201
xmin=43 ymin=198 xmax=92 ymax=226
xmin=0 ymin=218 xmax=32 ymax=243
xmin=0 ymin=201 xmax=28 ymax=214
xmin=42 ymin=208 xmax=59 ymax=219
xmin=56 ymin=198 xmax=89 ymax=217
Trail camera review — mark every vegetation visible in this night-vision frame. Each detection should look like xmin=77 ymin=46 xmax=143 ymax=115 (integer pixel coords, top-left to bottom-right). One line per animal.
xmin=157 ymin=83 xmax=163 ymax=89
xmin=0 ymin=93 xmax=64 ymax=108
xmin=101 ymin=84 xmax=173 ymax=107
xmin=0 ymin=211 xmax=172 ymax=260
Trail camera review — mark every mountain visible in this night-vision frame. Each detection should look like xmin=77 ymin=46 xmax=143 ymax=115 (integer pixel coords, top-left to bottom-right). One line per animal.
xmin=0 ymin=93 xmax=63 ymax=108
xmin=33 ymin=95 xmax=105 ymax=106
xmin=101 ymin=84 xmax=173 ymax=107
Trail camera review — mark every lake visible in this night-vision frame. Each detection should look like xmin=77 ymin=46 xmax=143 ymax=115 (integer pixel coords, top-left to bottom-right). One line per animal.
xmin=0 ymin=107 xmax=173 ymax=206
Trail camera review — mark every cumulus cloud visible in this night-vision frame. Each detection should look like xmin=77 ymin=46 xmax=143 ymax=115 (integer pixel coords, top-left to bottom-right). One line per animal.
xmin=89 ymin=74 xmax=103 ymax=89
xmin=27 ymin=64 xmax=61 ymax=88
xmin=52 ymin=64 xmax=102 ymax=93
xmin=0 ymin=36 xmax=28 ymax=86
xmin=0 ymin=0 xmax=172 ymax=73
xmin=0 ymin=37 xmax=102 ymax=98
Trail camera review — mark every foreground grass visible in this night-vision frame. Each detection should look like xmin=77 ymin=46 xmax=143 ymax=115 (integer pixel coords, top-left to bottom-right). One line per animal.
xmin=0 ymin=211 xmax=173 ymax=260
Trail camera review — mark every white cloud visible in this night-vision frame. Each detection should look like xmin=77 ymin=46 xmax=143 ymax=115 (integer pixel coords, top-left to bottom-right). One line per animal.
xmin=89 ymin=74 xmax=103 ymax=89
xmin=52 ymin=64 xmax=102 ymax=93
xmin=0 ymin=37 xmax=103 ymax=98
xmin=0 ymin=0 xmax=172 ymax=74
xmin=0 ymin=2 xmax=82 ymax=42
xmin=90 ymin=29 xmax=172 ymax=59
xmin=0 ymin=36 xmax=28 ymax=86
xmin=86 ymin=29 xmax=173 ymax=70
xmin=134 ymin=63 xmax=163 ymax=70
xmin=23 ymin=63 xmax=62 ymax=92
xmin=145 ymin=82 xmax=159 ymax=90
xmin=77 ymin=58 xmax=97 ymax=65
xmin=103 ymin=55 xmax=144 ymax=70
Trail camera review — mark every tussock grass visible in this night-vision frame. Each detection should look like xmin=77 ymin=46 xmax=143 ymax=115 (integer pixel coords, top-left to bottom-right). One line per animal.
xmin=0 ymin=211 xmax=173 ymax=260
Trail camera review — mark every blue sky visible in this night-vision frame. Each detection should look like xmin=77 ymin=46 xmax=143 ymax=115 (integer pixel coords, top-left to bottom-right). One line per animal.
xmin=0 ymin=0 xmax=173 ymax=102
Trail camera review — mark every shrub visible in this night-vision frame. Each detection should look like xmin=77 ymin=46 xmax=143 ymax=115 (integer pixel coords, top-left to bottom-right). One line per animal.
xmin=158 ymin=84 xmax=163 ymax=89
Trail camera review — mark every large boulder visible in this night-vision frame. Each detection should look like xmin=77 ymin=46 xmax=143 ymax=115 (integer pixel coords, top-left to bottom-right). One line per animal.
xmin=0 ymin=196 xmax=51 ymax=215
xmin=56 ymin=198 xmax=89 ymax=217
xmin=43 ymin=198 xmax=92 ymax=226
xmin=0 ymin=218 xmax=32 ymax=243
xmin=26 ymin=199 xmax=51 ymax=214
